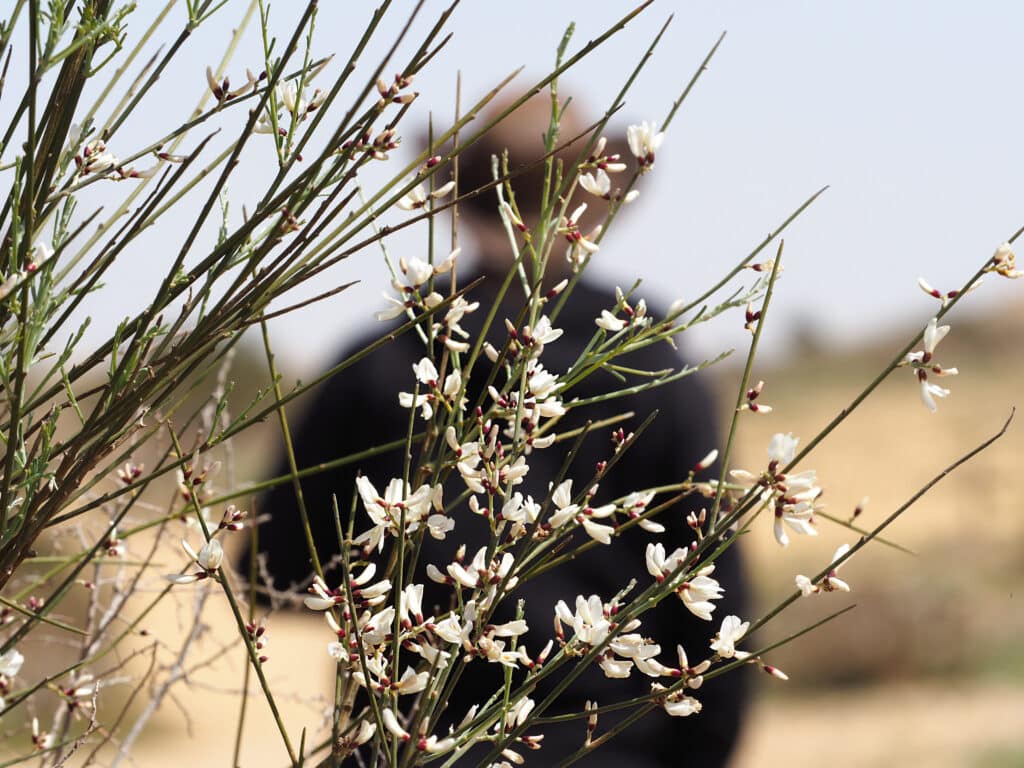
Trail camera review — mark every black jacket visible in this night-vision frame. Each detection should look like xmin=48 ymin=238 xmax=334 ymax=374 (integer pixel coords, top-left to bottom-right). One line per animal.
xmin=247 ymin=273 xmax=748 ymax=767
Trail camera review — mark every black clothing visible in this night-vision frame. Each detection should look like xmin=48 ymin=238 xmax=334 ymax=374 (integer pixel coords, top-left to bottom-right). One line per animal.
xmin=248 ymin=274 xmax=747 ymax=766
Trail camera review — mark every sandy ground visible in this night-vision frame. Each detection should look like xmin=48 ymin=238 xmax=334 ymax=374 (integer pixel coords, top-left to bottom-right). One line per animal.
xmin=732 ymin=683 xmax=1024 ymax=768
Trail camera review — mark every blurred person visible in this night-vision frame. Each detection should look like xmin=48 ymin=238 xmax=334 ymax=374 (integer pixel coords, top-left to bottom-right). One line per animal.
xmin=245 ymin=95 xmax=749 ymax=766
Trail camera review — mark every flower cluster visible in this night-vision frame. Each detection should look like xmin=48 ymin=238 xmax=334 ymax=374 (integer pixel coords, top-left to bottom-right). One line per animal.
xmin=399 ymin=357 xmax=463 ymax=419
xmin=645 ymin=544 xmax=725 ymax=621
xmin=988 ymin=242 xmax=1023 ymax=279
xmin=595 ymin=287 xmax=650 ymax=333
xmin=354 ymin=476 xmax=449 ymax=553
xmin=796 ymin=544 xmax=853 ymax=595
xmin=732 ymin=433 xmax=822 ymax=546
xmin=905 ymin=317 xmax=958 ymax=412
xmin=577 ymin=135 xmax=638 ymax=203
xmin=375 ymin=250 xmax=460 ymax=324
xmin=74 ymin=139 xmax=119 ymax=176
xmin=205 ymin=65 xmax=260 ymax=103
xmin=559 ymin=203 xmax=602 ymax=268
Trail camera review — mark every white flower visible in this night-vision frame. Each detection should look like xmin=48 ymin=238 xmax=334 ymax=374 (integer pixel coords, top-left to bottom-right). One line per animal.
xmin=825 ymin=543 xmax=852 ymax=592
xmin=398 ymin=391 xmax=432 ymax=419
xmin=75 ymin=139 xmax=119 ymax=175
xmin=381 ymin=708 xmax=410 ymax=740
xmin=412 ymin=357 xmax=438 ymax=384
xmin=710 ymin=615 xmax=750 ymax=660
xmin=905 ymin=317 xmax=956 ymax=412
xmin=923 ymin=317 xmax=950 ymax=356
xmin=305 ymin=575 xmax=342 ymax=611
xmin=425 ymin=513 xmax=454 ymax=540
xmin=396 ymin=667 xmax=429 ymax=694
xmin=166 ymin=537 xmax=223 ymax=583
xmin=352 ymin=720 xmax=377 ymax=747
xmin=773 ymin=499 xmax=818 ymax=547
xmin=433 ymin=613 xmax=466 ymax=644
xmin=254 ymin=111 xmax=278 ymax=134
xmin=555 ymin=594 xmax=612 ymax=647
xmin=528 ymin=315 xmax=563 ymax=350
xmin=693 ymin=449 xmax=719 ymax=472
xmin=663 ymin=695 xmax=702 ymax=717
xmin=490 ymin=619 xmax=528 ymax=637
xmin=505 ymin=697 xmax=536 ymax=729
xmin=626 ymin=121 xmax=665 ymax=170
xmin=990 ymin=242 xmax=1023 ymax=278
xmin=547 ymin=479 xmax=580 ymax=527
xmin=645 ymin=542 xmax=688 ymax=582
xmin=795 ymin=574 xmax=817 ymax=596
xmin=599 ymin=657 xmax=634 ymax=678
xmin=193 ymin=538 xmax=223 ymax=570
xmin=919 ymin=379 xmax=951 ymax=413
xmin=634 ymin=655 xmax=676 ymax=679
xmin=559 ymin=203 xmax=601 ymax=266
xmin=581 ymin=518 xmax=614 ymax=545
xmin=375 ymin=292 xmax=410 ymax=321
xmin=638 ymin=519 xmax=665 ymax=533
xmin=595 ymin=310 xmax=627 ymax=332
xmin=621 ymin=490 xmax=656 ymax=515
xmin=764 ymin=664 xmax=789 ymax=681
xmin=355 ymin=476 xmax=433 ymax=548
xmin=652 ymin=683 xmax=703 ymax=717
xmin=680 ymin=566 xmax=723 ymax=621
xmin=421 ymin=735 xmax=456 ymax=753
xmin=767 ymin=433 xmax=799 ymax=465
xmin=397 ymin=184 xmax=428 ymax=210
xmin=579 ymin=168 xmax=611 ymax=198
xmin=0 ymin=648 xmax=24 ymax=677
xmin=401 ymin=257 xmax=435 ymax=286
xmin=396 ymin=180 xmax=456 ymax=211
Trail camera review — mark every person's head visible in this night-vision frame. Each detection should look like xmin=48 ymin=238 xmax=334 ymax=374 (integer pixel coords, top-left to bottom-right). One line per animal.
xmin=435 ymin=94 xmax=634 ymax=280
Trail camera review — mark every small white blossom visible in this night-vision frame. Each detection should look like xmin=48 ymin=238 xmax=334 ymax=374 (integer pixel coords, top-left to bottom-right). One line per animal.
xmin=166 ymin=537 xmax=223 ymax=584
xmin=581 ymin=517 xmax=614 ymax=545
xmin=626 ymin=121 xmax=665 ymax=171
xmin=579 ymin=168 xmax=611 ymax=198
xmin=381 ymin=708 xmax=410 ymax=740
xmin=595 ymin=310 xmax=627 ymax=332
xmin=795 ymin=574 xmax=817 ymax=596
xmin=0 ymin=648 xmax=25 ymax=678
xmin=651 ymin=682 xmax=702 ymax=717
xmin=919 ymin=379 xmax=951 ymax=413
xmin=554 ymin=594 xmax=613 ymax=647
xmin=923 ymin=317 xmax=950 ymax=356
xmin=75 ymin=139 xmax=119 ymax=175
xmin=396 ymin=180 xmax=456 ymax=211
xmin=767 ymin=432 xmax=799 ymax=465
xmin=645 ymin=542 xmax=688 ymax=582
xmin=599 ymin=657 xmax=634 ymax=678
xmin=825 ymin=543 xmax=852 ymax=592
xmin=990 ymin=242 xmax=1023 ymax=278
xmin=906 ymin=317 xmax=956 ymax=412
xmin=710 ymin=615 xmax=750 ymax=660
xmin=680 ymin=566 xmax=724 ymax=621
xmin=773 ymin=497 xmax=819 ymax=547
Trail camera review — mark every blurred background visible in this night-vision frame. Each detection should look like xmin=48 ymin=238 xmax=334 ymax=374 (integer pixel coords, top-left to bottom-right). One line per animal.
xmin=11 ymin=1 xmax=1024 ymax=766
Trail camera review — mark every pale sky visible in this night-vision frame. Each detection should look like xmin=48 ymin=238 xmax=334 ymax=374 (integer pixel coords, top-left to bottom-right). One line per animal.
xmin=33 ymin=1 xmax=1024 ymax=371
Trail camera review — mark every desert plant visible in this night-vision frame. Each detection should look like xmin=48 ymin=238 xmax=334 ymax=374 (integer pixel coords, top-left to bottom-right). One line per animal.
xmin=0 ymin=2 xmax=1018 ymax=766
